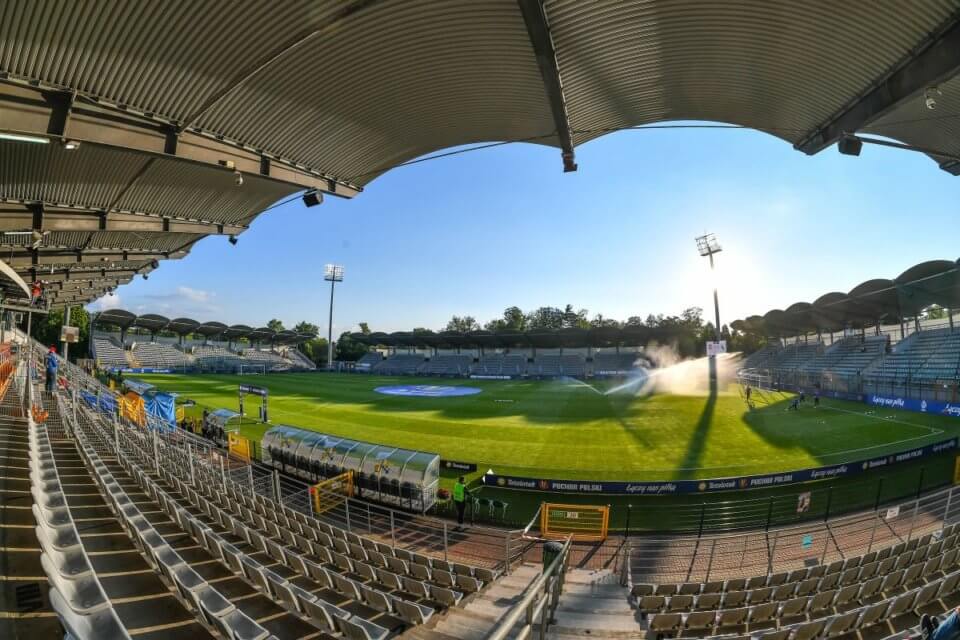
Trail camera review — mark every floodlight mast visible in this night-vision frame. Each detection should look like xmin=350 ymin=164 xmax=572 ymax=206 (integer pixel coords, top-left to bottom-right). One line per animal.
xmin=695 ymin=233 xmax=723 ymax=345
xmin=324 ymin=264 xmax=344 ymax=371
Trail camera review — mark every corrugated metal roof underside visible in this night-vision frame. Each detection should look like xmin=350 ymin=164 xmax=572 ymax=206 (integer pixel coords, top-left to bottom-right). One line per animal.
xmin=546 ymin=0 xmax=957 ymax=146
xmin=865 ymin=74 xmax=960 ymax=168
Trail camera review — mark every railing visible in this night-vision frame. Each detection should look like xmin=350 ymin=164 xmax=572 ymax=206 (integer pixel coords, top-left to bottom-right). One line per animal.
xmin=486 ymin=535 xmax=573 ymax=640
xmin=629 ymin=479 xmax=960 ymax=583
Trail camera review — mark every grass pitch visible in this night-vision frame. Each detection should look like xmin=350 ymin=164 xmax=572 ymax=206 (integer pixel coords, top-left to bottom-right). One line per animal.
xmin=137 ymin=372 xmax=960 ymax=482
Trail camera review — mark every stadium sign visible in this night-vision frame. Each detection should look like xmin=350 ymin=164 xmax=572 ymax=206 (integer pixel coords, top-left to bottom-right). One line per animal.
xmin=441 ymin=459 xmax=477 ymax=472
xmin=481 ymin=438 xmax=958 ymax=495
xmin=111 ymin=367 xmax=173 ymax=374
xmin=239 ymin=384 xmax=268 ymax=397
xmin=866 ymin=395 xmax=960 ymax=417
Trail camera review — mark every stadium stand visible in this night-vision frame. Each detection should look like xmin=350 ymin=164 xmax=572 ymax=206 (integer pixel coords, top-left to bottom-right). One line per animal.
xmin=768 ymin=344 xmax=821 ymax=371
xmin=92 ymin=336 xmax=128 ymax=368
xmin=20 ymin=338 xmax=507 ymax=640
xmin=592 ymin=352 xmax=643 ymax=375
xmin=418 ymin=355 xmax=472 ymax=376
xmin=357 ymin=352 xmax=384 ymax=369
xmin=243 ymin=349 xmax=292 ymax=372
xmin=741 ymin=344 xmax=782 ymax=370
xmin=800 ymin=336 xmax=887 ymax=377
xmin=528 ymin=354 xmax=585 ymax=377
xmin=372 ymin=354 xmax=425 ymax=375
xmin=131 ymin=341 xmax=191 ymax=369
xmin=633 ymin=526 xmax=960 ymax=640
xmin=866 ymin=329 xmax=960 ymax=384
xmin=285 ymin=348 xmax=317 ymax=371
xmin=472 ymin=354 xmax=527 ymax=377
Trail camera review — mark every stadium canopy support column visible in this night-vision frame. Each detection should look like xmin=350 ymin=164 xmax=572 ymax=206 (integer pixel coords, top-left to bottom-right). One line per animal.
xmin=62 ymin=306 xmax=71 ymax=361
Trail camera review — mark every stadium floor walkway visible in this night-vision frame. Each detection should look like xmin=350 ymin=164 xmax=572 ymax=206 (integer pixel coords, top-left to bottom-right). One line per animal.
xmin=0 ymin=394 xmax=62 ymax=640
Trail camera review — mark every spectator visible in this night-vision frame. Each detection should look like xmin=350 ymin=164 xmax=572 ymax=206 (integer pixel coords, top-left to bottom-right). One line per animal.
xmin=45 ymin=345 xmax=58 ymax=392
xmin=453 ymin=476 xmax=471 ymax=529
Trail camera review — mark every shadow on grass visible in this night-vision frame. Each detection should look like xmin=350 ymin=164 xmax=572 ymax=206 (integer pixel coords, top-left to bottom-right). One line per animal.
xmin=671 ymin=358 xmax=718 ymax=479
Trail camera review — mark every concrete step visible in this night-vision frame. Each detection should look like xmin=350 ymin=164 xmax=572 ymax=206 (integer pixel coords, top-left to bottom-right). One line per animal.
xmin=556 ymin=592 xmax=634 ymax=615
xmin=551 ymin=609 xmax=643 ymax=636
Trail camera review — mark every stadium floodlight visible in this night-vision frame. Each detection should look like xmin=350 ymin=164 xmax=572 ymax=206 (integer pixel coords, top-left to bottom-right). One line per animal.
xmin=695 ymin=233 xmax=723 ymax=346
xmin=324 ymin=264 xmax=344 ymax=371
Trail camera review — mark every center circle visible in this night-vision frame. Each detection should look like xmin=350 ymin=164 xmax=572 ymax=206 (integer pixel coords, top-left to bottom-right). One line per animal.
xmin=374 ymin=384 xmax=482 ymax=397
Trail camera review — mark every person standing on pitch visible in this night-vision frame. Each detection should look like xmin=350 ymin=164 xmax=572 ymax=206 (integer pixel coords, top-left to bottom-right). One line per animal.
xmin=45 ymin=345 xmax=58 ymax=393
xmin=453 ymin=476 xmax=470 ymax=528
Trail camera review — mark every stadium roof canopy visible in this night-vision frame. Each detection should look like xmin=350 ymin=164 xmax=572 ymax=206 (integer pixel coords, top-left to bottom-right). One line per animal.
xmin=92 ymin=310 xmax=315 ymax=342
xmin=2 ymin=1 xmax=960 ymax=306
xmin=738 ymin=258 xmax=960 ymax=336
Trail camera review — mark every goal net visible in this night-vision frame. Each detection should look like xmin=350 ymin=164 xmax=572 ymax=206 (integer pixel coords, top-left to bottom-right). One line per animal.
xmin=737 ymin=369 xmax=772 ymax=391
xmin=239 ymin=364 xmax=266 ymax=375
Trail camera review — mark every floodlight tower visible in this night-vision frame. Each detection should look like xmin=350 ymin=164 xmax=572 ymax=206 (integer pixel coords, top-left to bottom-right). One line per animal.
xmin=324 ymin=264 xmax=344 ymax=371
xmin=695 ymin=233 xmax=723 ymax=344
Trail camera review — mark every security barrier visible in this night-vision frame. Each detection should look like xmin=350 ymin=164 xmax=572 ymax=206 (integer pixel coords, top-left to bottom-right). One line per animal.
xmin=311 ymin=470 xmax=354 ymax=515
xmin=541 ymin=503 xmax=609 ymax=542
xmin=228 ymin=432 xmax=252 ymax=462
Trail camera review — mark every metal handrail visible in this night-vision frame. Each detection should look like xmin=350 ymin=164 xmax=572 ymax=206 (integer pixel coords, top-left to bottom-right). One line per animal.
xmin=486 ymin=535 xmax=573 ymax=640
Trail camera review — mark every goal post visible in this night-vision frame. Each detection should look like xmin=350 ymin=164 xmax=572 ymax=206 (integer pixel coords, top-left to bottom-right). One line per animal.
xmin=310 ymin=470 xmax=355 ymax=515
xmin=540 ymin=503 xmax=610 ymax=542
xmin=737 ymin=369 xmax=772 ymax=391
xmin=239 ymin=364 xmax=266 ymax=375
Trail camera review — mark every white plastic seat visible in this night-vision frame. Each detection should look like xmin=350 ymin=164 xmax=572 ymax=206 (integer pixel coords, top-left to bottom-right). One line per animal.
xmin=335 ymin=615 xmax=390 ymax=640
xmin=48 ymin=587 xmax=132 ymax=640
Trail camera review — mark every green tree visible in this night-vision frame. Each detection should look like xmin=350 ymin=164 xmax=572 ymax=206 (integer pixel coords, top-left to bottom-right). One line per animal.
xmin=292 ymin=321 xmax=319 ymax=336
xmin=31 ymin=306 xmax=91 ymax=362
xmin=443 ymin=315 xmax=479 ymax=332
xmin=334 ymin=331 xmax=368 ymax=362
xmin=358 ymin=322 xmax=371 ymax=335
xmin=267 ymin=318 xmax=285 ymax=332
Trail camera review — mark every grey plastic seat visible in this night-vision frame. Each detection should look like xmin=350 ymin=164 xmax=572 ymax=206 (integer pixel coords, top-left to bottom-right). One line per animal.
xmin=667 ymin=594 xmax=694 ymax=612
xmin=456 ymin=574 xmax=482 ymax=593
xmin=823 ymin=610 xmax=859 ymax=637
xmin=753 ymin=630 xmax=790 ymax=640
xmin=747 ymin=587 xmax=772 ymax=604
xmin=716 ymin=607 xmax=747 ymax=630
xmin=767 ymin=572 xmax=788 ymax=587
xmin=807 ymin=589 xmax=837 ymax=615
xmin=394 ymin=597 xmax=434 ymax=625
xmin=378 ymin=568 xmax=404 ymax=592
xmin=915 ymin=580 xmax=942 ymax=609
xmin=697 ymin=593 xmax=722 ymax=610
xmin=779 ymin=596 xmax=807 ymax=620
xmin=639 ymin=595 xmax=666 ymax=613
xmin=360 ymin=584 xmax=393 ymax=613
xmin=722 ymin=591 xmax=746 ymax=608
xmin=40 ymin=556 xmax=109 ymax=614
xmin=886 ymin=591 xmax=918 ymax=618
xmin=333 ymin=573 xmax=363 ymax=601
xmin=335 ymin=615 xmax=390 ymax=640
xmin=212 ymin=608 xmax=271 ymax=640
xmin=772 ymin=582 xmax=795 ymax=601
xmin=409 ymin=561 xmax=430 ymax=581
xmin=685 ymin=610 xmax=716 ymax=630
xmin=747 ymin=601 xmax=777 ymax=625
xmin=746 ymin=576 xmax=767 ymax=590
xmin=678 ymin=582 xmax=701 ymax=595
xmin=833 ymin=583 xmax=860 ymax=608
xmin=431 ymin=586 xmax=462 ymax=607
xmin=795 ymin=577 xmax=819 ymax=597
xmin=858 ymin=576 xmax=883 ymax=602
xmin=196 ymin=587 xmax=236 ymax=628
xmin=649 ymin=613 xmax=682 ymax=635
xmin=857 ymin=601 xmax=890 ymax=629
xmin=48 ymin=588 xmax=132 ymax=640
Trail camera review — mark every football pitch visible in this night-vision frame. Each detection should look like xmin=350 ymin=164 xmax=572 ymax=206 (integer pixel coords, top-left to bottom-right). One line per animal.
xmin=137 ymin=372 xmax=960 ymax=483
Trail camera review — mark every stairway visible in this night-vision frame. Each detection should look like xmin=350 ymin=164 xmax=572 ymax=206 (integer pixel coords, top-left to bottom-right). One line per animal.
xmin=547 ymin=568 xmax=641 ymax=639
xmin=403 ymin=563 xmax=541 ymax=639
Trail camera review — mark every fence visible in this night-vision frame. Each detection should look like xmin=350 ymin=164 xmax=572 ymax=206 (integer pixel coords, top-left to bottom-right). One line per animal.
xmin=629 ymin=478 xmax=960 ymax=584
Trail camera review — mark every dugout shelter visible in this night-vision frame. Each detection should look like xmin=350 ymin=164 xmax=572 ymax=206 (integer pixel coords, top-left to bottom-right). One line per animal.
xmin=261 ymin=425 xmax=440 ymax=512
xmin=203 ymin=408 xmax=243 ymax=448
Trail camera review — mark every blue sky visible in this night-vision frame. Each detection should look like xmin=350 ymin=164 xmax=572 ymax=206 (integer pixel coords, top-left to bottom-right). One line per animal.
xmin=89 ymin=126 xmax=960 ymax=336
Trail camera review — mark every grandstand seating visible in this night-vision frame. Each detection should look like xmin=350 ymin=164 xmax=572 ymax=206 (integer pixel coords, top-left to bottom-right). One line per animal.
xmin=418 ymin=355 xmax=472 ymax=376
xmin=372 ymin=354 xmax=425 ymax=375
xmin=768 ymin=344 xmax=821 ymax=371
xmin=633 ymin=525 xmax=960 ymax=640
xmin=192 ymin=344 xmax=246 ymax=370
xmin=357 ymin=352 xmax=384 ymax=369
xmin=92 ymin=336 xmax=127 ymax=368
xmin=592 ymin=352 xmax=643 ymax=374
xmin=800 ymin=336 xmax=886 ymax=378
xmin=472 ymin=354 xmax=527 ymax=376
xmin=528 ymin=354 xmax=585 ymax=377
xmin=741 ymin=344 xmax=781 ymax=370
xmin=866 ymin=330 xmax=960 ymax=384
xmin=243 ymin=348 xmax=290 ymax=370
xmin=132 ymin=341 xmax=191 ymax=369
xmin=284 ymin=348 xmax=317 ymax=370
xmin=26 ymin=346 xmax=503 ymax=640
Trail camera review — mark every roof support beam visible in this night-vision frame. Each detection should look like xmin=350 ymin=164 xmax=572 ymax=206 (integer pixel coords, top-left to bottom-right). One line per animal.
xmin=517 ymin=0 xmax=577 ymax=172
xmin=43 ymin=89 xmax=74 ymax=138
xmin=796 ymin=16 xmax=960 ymax=156
xmin=0 ymin=201 xmax=246 ymax=235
